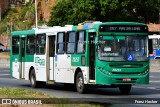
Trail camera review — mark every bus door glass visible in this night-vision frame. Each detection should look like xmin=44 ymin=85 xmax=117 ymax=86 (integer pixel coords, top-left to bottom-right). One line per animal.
xmin=89 ymin=32 xmax=96 ymax=80
xmin=12 ymin=36 xmax=20 ymax=79
xmin=49 ymin=36 xmax=55 ymax=80
xmin=20 ymin=37 xmax=26 ymax=79
xmin=55 ymin=32 xmax=75 ymax=83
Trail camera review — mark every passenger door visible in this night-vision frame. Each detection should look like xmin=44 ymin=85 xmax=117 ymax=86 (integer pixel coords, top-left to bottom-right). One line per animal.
xmin=89 ymin=32 xmax=96 ymax=80
xmin=12 ymin=36 xmax=21 ymax=79
xmin=55 ymin=32 xmax=74 ymax=83
xmin=34 ymin=34 xmax=46 ymax=81
xmin=48 ymin=35 xmax=56 ymax=81
xmin=20 ymin=37 xmax=26 ymax=79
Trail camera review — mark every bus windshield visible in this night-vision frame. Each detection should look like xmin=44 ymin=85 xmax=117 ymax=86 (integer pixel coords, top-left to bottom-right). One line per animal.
xmin=98 ymin=35 xmax=148 ymax=61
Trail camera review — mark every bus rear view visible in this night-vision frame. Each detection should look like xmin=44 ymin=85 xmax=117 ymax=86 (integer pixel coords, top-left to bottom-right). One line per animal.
xmin=95 ymin=22 xmax=149 ymax=94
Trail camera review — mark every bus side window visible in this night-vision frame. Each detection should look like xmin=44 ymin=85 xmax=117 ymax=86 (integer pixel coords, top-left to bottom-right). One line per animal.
xmin=57 ymin=32 xmax=65 ymax=54
xmin=152 ymin=39 xmax=158 ymax=49
xmin=36 ymin=34 xmax=46 ymax=55
xmin=66 ymin=31 xmax=76 ymax=54
xmin=49 ymin=36 xmax=55 ymax=57
xmin=12 ymin=36 xmax=19 ymax=54
xmin=26 ymin=35 xmax=35 ymax=54
xmin=76 ymin=31 xmax=85 ymax=53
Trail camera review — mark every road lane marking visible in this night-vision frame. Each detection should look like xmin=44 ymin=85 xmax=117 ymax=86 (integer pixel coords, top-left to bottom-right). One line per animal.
xmin=147 ymin=87 xmax=156 ymax=89
xmin=0 ymin=74 xmax=10 ymax=76
xmin=133 ymin=86 xmax=145 ymax=88
xmin=150 ymin=76 xmax=160 ymax=78
xmin=133 ymin=86 xmax=160 ymax=90
xmin=149 ymin=76 xmax=159 ymax=79
xmin=150 ymin=81 xmax=160 ymax=83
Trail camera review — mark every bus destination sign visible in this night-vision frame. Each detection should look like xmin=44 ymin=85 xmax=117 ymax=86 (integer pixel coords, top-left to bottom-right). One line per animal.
xmin=99 ymin=25 xmax=148 ymax=32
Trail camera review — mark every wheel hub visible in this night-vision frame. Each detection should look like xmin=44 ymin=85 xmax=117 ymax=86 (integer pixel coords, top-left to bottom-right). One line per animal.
xmin=31 ymin=76 xmax=35 ymax=85
xmin=78 ymin=77 xmax=83 ymax=89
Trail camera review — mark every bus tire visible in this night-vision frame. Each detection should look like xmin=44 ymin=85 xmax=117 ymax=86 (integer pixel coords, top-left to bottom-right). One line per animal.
xmin=119 ymin=84 xmax=132 ymax=94
xmin=76 ymin=72 xmax=87 ymax=94
xmin=30 ymin=69 xmax=39 ymax=88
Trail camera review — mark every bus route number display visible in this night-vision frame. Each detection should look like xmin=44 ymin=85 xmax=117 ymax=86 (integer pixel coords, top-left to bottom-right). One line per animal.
xmin=99 ymin=25 xmax=148 ymax=32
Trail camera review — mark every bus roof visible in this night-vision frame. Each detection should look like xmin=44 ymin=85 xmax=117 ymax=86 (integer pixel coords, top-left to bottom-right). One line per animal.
xmin=11 ymin=30 xmax=35 ymax=36
xmin=11 ymin=25 xmax=72 ymax=36
xmin=73 ymin=22 xmax=147 ymax=30
xmin=11 ymin=22 xmax=147 ymax=36
xmin=35 ymin=26 xmax=73 ymax=34
xmin=100 ymin=22 xmax=147 ymax=25
xmin=149 ymin=35 xmax=160 ymax=39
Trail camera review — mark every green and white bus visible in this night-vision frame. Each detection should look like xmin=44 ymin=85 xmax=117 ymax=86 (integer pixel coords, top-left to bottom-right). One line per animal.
xmin=10 ymin=22 xmax=150 ymax=94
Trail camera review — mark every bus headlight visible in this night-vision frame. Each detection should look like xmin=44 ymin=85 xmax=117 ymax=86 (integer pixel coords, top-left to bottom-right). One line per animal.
xmin=141 ymin=69 xmax=149 ymax=75
xmin=108 ymin=72 xmax=111 ymax=75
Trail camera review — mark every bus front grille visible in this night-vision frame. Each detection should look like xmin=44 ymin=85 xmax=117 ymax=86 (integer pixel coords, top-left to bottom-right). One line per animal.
xmin=112 ymin=72 xmax=141 ymax=75
xmin=109 ymin=64 xmax=144 ymax=68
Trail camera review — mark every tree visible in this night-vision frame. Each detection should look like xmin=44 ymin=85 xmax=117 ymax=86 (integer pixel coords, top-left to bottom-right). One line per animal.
xmin=48 ymin=0 xmax=160 ymax=26
xmin=48 ymin=0 xmax=101 ymax=26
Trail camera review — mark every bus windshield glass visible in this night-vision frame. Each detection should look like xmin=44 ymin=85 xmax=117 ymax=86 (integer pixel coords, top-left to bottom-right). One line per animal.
xmin=98 ymin=35 xmax=148 ymax=61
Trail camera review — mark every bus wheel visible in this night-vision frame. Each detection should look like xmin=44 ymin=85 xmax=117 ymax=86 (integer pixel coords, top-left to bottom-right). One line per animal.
xmin=119 ymin=85 xmax=132 ymax=94
xmin=30 ymin=69 xmax=39 ymax=88
xmin=76 ymin=72 xmax=87 ymax=94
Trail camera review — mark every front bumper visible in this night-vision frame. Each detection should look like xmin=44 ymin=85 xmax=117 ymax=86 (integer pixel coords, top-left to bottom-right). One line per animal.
xmin=96 ymin=72 xmax=149 ymax=85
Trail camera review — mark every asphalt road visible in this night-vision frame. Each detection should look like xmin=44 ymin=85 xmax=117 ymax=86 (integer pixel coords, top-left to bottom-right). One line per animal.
xmin=0 ymin=68 xmax=160 ymax=107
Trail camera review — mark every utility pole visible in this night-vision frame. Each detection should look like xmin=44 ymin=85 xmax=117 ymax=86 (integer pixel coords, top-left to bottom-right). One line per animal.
xmin=11 ymin=18 xmax=12 ymax=32
xmin=0 ymin=5 xmax=1 ymax=21
xmin=35 ymin=0 xmax=38 ymax=28
xmin=159 ymin=0 xmax=160 ymax=35
xmin=159 ymin=0 xmax=160 ymax=24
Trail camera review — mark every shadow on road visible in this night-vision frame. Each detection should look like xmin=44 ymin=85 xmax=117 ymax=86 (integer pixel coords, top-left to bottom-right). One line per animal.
xmin=19 ymin=83 xmax=160 ymax=96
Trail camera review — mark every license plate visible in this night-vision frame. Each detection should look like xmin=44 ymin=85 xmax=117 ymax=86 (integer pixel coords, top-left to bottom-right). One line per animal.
xmin=123 ymin=78 xmax=131 ymax=81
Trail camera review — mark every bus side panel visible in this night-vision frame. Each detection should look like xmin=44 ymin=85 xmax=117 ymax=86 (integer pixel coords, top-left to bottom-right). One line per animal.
xmin=24 ymin=55 xmax=34 ymax=80
xmin=71 ymin=54 xmax=90 ymax=84
xmin=155 ymin=49 xmax=160 ymax=58
xmin=12 ymin=55 xmax=20 ymax=79
xmin=55 ymin=54 xmax=74 ymax=83
xmin=150 ymin=49 xmax=160 ymax=59
xmin=50 ymin=57 xmax=54 ymax=80
xmin=34 ymin=55 xmax=47 ymax=81
xmin=24 ymin=62 xmax=34 ymax=80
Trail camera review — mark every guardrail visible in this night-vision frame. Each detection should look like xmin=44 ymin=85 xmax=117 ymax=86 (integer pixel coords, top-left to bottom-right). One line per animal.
xmin=0 ymin=58 xmax=10 ymax=68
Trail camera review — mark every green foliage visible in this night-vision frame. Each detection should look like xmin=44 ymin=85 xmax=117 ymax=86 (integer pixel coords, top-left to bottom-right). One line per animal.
xmin=21 ymin=5 xmax=30 ymax=18
xmin=0 ymin=24 xmax=7 ymax=35
xmin=0 ymin=3 xmax=35 ymax=35
xmin=0 ymin=88 xmax=52 ymax=98
xmin=48 ymin=0 xmax=101 ymax=26
xmin=48 ymin=0 xmax=160 ymax=26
